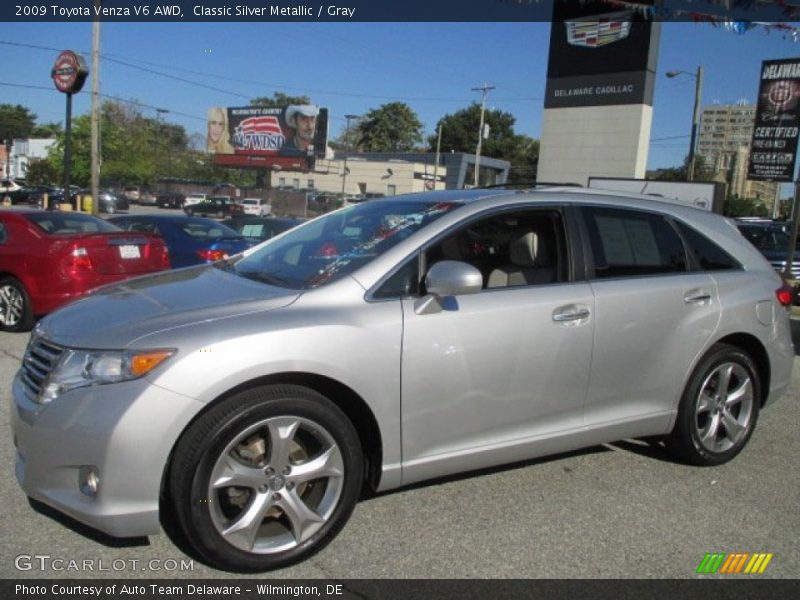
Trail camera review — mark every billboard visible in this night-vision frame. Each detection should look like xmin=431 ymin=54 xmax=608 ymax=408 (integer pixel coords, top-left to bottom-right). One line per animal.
xmin=207 ymin=104 xmax=329 ymax=171
xmin=747 ymin=59 xmax=800 ymax=182
xmin=544 ymin=0 xmax=659 ymax=108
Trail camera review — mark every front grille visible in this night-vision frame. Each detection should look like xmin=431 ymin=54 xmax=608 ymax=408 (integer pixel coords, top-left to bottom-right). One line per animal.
xmin=21 ymin=337 xmax=65 ymax=401
xmin=770 ymin=260 xmax=800 ymax=280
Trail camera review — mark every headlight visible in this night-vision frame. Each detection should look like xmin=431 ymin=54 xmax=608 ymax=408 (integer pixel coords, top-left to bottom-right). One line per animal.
xmin=40 ymin=349 xmax=175 ymax=403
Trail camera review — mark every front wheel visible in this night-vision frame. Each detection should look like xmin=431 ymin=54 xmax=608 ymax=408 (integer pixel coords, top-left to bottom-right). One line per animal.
xmin=666 ymin=343 xmax=761 ymax=466
xmin=169 ymin=384 xmax=363 ymax=572
xmin=0 ymin=277 xmax=33 ymax=332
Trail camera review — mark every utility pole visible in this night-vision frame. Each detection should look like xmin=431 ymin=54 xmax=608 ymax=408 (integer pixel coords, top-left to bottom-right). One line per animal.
xmin=433 ymin=123 xmax=442 ymax=191
xmin=156 ymin=108 xmax=170 ymax=193
xmin=472 ymin=82 xmax=494 ymax=188
xmin=341 ymin=114 xmax=359 ymax=201
xmin=90 ymin=0 xmax=101 ymax=215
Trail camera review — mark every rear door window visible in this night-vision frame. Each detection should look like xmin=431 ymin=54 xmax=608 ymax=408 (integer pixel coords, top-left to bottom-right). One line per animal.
xmin=582 ymin=207 xmax=688 ymax=279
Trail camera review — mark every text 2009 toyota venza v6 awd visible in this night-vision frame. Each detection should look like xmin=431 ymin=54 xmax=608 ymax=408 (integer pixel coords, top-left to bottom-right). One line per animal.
xmin=12 ymin=188 xmax=794 ymax=571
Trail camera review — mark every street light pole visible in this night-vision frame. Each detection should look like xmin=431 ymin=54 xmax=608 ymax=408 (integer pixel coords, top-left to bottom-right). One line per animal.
xmin=666 ymin=67 xmax=704 ymax=181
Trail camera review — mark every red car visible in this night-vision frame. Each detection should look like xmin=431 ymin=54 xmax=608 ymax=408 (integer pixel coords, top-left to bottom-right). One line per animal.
xmin=0 ymin=208 xmax=170 ymax=332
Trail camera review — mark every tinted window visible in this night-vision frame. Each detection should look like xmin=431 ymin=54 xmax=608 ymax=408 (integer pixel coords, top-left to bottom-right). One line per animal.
xmin=584 ymin=207 xmax=687 ymax=278
xmin=738 ymin=225 xmax=789 ymax=252
xmin=677 ymin=221 xmax=740 ymax=270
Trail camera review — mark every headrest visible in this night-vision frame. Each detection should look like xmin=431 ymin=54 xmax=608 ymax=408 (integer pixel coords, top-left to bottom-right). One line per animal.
xmin=510 ymin=231 xmax=550 ymax=267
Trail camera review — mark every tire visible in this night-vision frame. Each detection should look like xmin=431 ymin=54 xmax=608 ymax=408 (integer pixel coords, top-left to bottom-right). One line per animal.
xmin=666 ymin=343 xmax=761 ymax=466
xmin=168 ymin=384 xmax=363 ymax=572
xmin=0 ymin=276 xmax=34 ymax=333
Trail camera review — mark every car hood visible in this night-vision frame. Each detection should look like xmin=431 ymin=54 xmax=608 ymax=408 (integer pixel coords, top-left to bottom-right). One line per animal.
xmin=36 ymin=265 xmax=301 ymax=348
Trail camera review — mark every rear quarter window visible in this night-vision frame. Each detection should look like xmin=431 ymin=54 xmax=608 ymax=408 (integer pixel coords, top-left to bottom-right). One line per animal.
xmin=676 ymin=221 xmax=741 ymax=271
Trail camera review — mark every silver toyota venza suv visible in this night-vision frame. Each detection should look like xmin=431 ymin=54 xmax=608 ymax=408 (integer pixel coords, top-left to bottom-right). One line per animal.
xmin=12 ymin=188 xmax=794 ymax=571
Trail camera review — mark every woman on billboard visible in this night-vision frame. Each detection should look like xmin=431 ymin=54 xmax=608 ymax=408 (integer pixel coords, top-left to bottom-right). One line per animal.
xmin=207 ymin=107 xmax=234 ymax=154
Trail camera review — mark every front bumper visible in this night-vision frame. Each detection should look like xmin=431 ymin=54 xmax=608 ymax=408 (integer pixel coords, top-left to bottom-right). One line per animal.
xmin=11 ymin=371 xmax=203 ymax=538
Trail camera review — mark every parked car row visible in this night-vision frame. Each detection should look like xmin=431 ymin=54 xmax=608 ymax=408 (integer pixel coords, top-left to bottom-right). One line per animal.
xmin=0 ymin=208 xmax=169 ymax=332
xmin=0 ymin=207 xmax=307 ymax=331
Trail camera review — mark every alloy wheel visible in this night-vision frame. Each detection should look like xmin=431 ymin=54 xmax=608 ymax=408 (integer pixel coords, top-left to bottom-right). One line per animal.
xmin=694 ymin=362 xmax=754 ymax=454
xmin=206 ymin=415 xmax=345 ymax=554
xmin=0 ymin=283 xmax=23 ymax=327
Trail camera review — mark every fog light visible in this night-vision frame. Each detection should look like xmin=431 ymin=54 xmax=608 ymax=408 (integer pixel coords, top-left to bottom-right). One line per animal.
xmin=78 ymin=466 xmax=100 ymax=498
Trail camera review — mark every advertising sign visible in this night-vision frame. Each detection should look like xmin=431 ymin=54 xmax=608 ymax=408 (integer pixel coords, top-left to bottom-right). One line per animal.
xmin=747 ymin=58 xmax=800 ymax=182
xmin=544 ymin=0 xmax=659 ymax=108
xmin=50 ymin=50 xmax=88 ymax=94
xmin=207 ymin=104 xmax=328 ymax=171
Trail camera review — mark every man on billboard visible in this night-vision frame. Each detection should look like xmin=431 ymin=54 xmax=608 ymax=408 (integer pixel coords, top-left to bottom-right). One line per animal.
xmin=207 ymin=106 xmax=234 ymax=154
xmin=281 ymin=104 xmax=320 ymax=156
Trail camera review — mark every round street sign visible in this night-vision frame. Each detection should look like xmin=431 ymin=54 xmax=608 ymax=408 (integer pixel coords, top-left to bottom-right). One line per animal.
xmin=51 ymin=50 xmax=88 ymax=94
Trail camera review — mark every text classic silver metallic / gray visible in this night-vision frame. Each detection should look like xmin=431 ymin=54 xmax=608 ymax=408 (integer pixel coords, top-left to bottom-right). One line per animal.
xmin=12 ymin=188 xmax=794 ymax=571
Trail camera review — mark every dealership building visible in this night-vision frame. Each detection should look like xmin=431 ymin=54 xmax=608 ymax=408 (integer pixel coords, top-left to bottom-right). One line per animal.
xmin=273 ymin=151 xmax=510 ymax=197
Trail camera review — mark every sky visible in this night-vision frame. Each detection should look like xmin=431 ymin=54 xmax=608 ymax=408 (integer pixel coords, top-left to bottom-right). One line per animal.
xmin=2 ymin=19 xmax=800 ymax=172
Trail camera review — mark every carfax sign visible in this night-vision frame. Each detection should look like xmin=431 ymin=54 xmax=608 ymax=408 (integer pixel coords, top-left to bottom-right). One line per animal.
xmin=748 ymin=58 xmax=800 ymax=182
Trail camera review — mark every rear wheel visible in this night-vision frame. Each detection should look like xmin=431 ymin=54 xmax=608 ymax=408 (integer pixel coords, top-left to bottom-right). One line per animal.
xmin=666 ymin=344 xmax=760 ymax=466
xmin=169 ymin=384 xmax=363 ymax=572
xmin=0 ymin=277 xmax=33 ymax=332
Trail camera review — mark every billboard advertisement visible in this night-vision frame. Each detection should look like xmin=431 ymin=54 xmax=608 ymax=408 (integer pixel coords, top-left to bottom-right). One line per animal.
xmin=544 ymin=0 xmax=659 ymax=108
xmin=748 ymin=59 xmax=800 ymax=182
xmin=207 ymin=104 xmax=329 ymax=171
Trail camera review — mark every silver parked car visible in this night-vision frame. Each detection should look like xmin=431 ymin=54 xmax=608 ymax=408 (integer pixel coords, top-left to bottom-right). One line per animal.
xmin=12 ymin=188 xmax=795 ymax=571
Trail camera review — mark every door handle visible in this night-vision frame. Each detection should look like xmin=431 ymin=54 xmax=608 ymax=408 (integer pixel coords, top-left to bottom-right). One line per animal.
xmin=684 ymin=289 xmax=712 ymax=305
xmin=552 ymin=305 xmax=591 ymax=322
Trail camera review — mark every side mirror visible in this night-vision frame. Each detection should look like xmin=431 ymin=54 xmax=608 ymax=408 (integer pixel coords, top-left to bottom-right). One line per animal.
xmin=415 ymin=260 xmax=483 ymax=315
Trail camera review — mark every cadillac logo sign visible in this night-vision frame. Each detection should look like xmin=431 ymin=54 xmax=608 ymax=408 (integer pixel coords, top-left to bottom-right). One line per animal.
xmin=565 ymin=12 xmax=632 ymax=48
xmin=51 ymin=50 xmax=88 ymax=94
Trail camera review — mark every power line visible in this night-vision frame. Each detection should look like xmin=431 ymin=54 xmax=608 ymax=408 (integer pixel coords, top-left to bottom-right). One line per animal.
xmin=0 ymin=39 xmax=540 ymax=105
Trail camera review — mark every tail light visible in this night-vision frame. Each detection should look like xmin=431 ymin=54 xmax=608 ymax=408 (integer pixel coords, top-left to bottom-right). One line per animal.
xmin=159 ymin=244 xmax=171 ymax=269
xmin=776 ymin=284 xmax=794 ymax=307
xmin=64 ymin=246 xmax=93 ymax=273
xmin=315 ymin=242 xmax=339 ymax=258
xmin=197 ymin=248 xmax=228 ymax=262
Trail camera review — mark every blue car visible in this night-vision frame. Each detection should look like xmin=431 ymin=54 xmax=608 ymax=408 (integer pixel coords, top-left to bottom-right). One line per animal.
xmin=108 ymin=214 xmax=252 ymax=268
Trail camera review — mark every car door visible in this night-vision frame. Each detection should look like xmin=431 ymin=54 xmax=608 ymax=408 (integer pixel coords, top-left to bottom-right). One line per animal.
xmin=579 ymin=206 xmax=720 ymax=428
xmin=397 ymin=207 xmax=595 ymax=485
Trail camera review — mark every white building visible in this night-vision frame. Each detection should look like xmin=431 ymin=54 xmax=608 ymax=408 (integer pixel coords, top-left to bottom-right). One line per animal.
xmin=9 ymin=138 xmax=57 ymax=179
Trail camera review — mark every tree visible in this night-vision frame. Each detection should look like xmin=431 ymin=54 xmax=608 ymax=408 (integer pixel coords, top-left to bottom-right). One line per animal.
xmin=429 ymin=104 xmax=540 ymax=183
xmin=250 ymin=92 xmax=311 ymax=108
xmin=0 ymin=104 xmax=37 ymax=176
xmin=0 ymin=104 xmax=36 ymax=144
xmin=724 ymin=196 xmax=769 ymax=218
xmin=24 ymin=158 xmax=59 ymax=185
xmin=651 ymin=154 xmax=715 ymax=182
xmin=31 ymin=122 xmax=62 ymax=138
xmin=356 ymin=102 xmax=423 ymax=152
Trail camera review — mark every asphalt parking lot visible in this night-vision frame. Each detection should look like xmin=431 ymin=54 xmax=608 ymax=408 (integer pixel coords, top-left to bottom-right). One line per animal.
xmin=1 ymin=316 xmax=798 ymax=580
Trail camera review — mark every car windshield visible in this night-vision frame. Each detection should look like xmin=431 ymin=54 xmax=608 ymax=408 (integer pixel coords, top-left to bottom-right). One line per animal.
xmin=228 ymin=199 xmax=461 ymax=289
xmin=26 ymin=212 xmax=121 ymax=234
